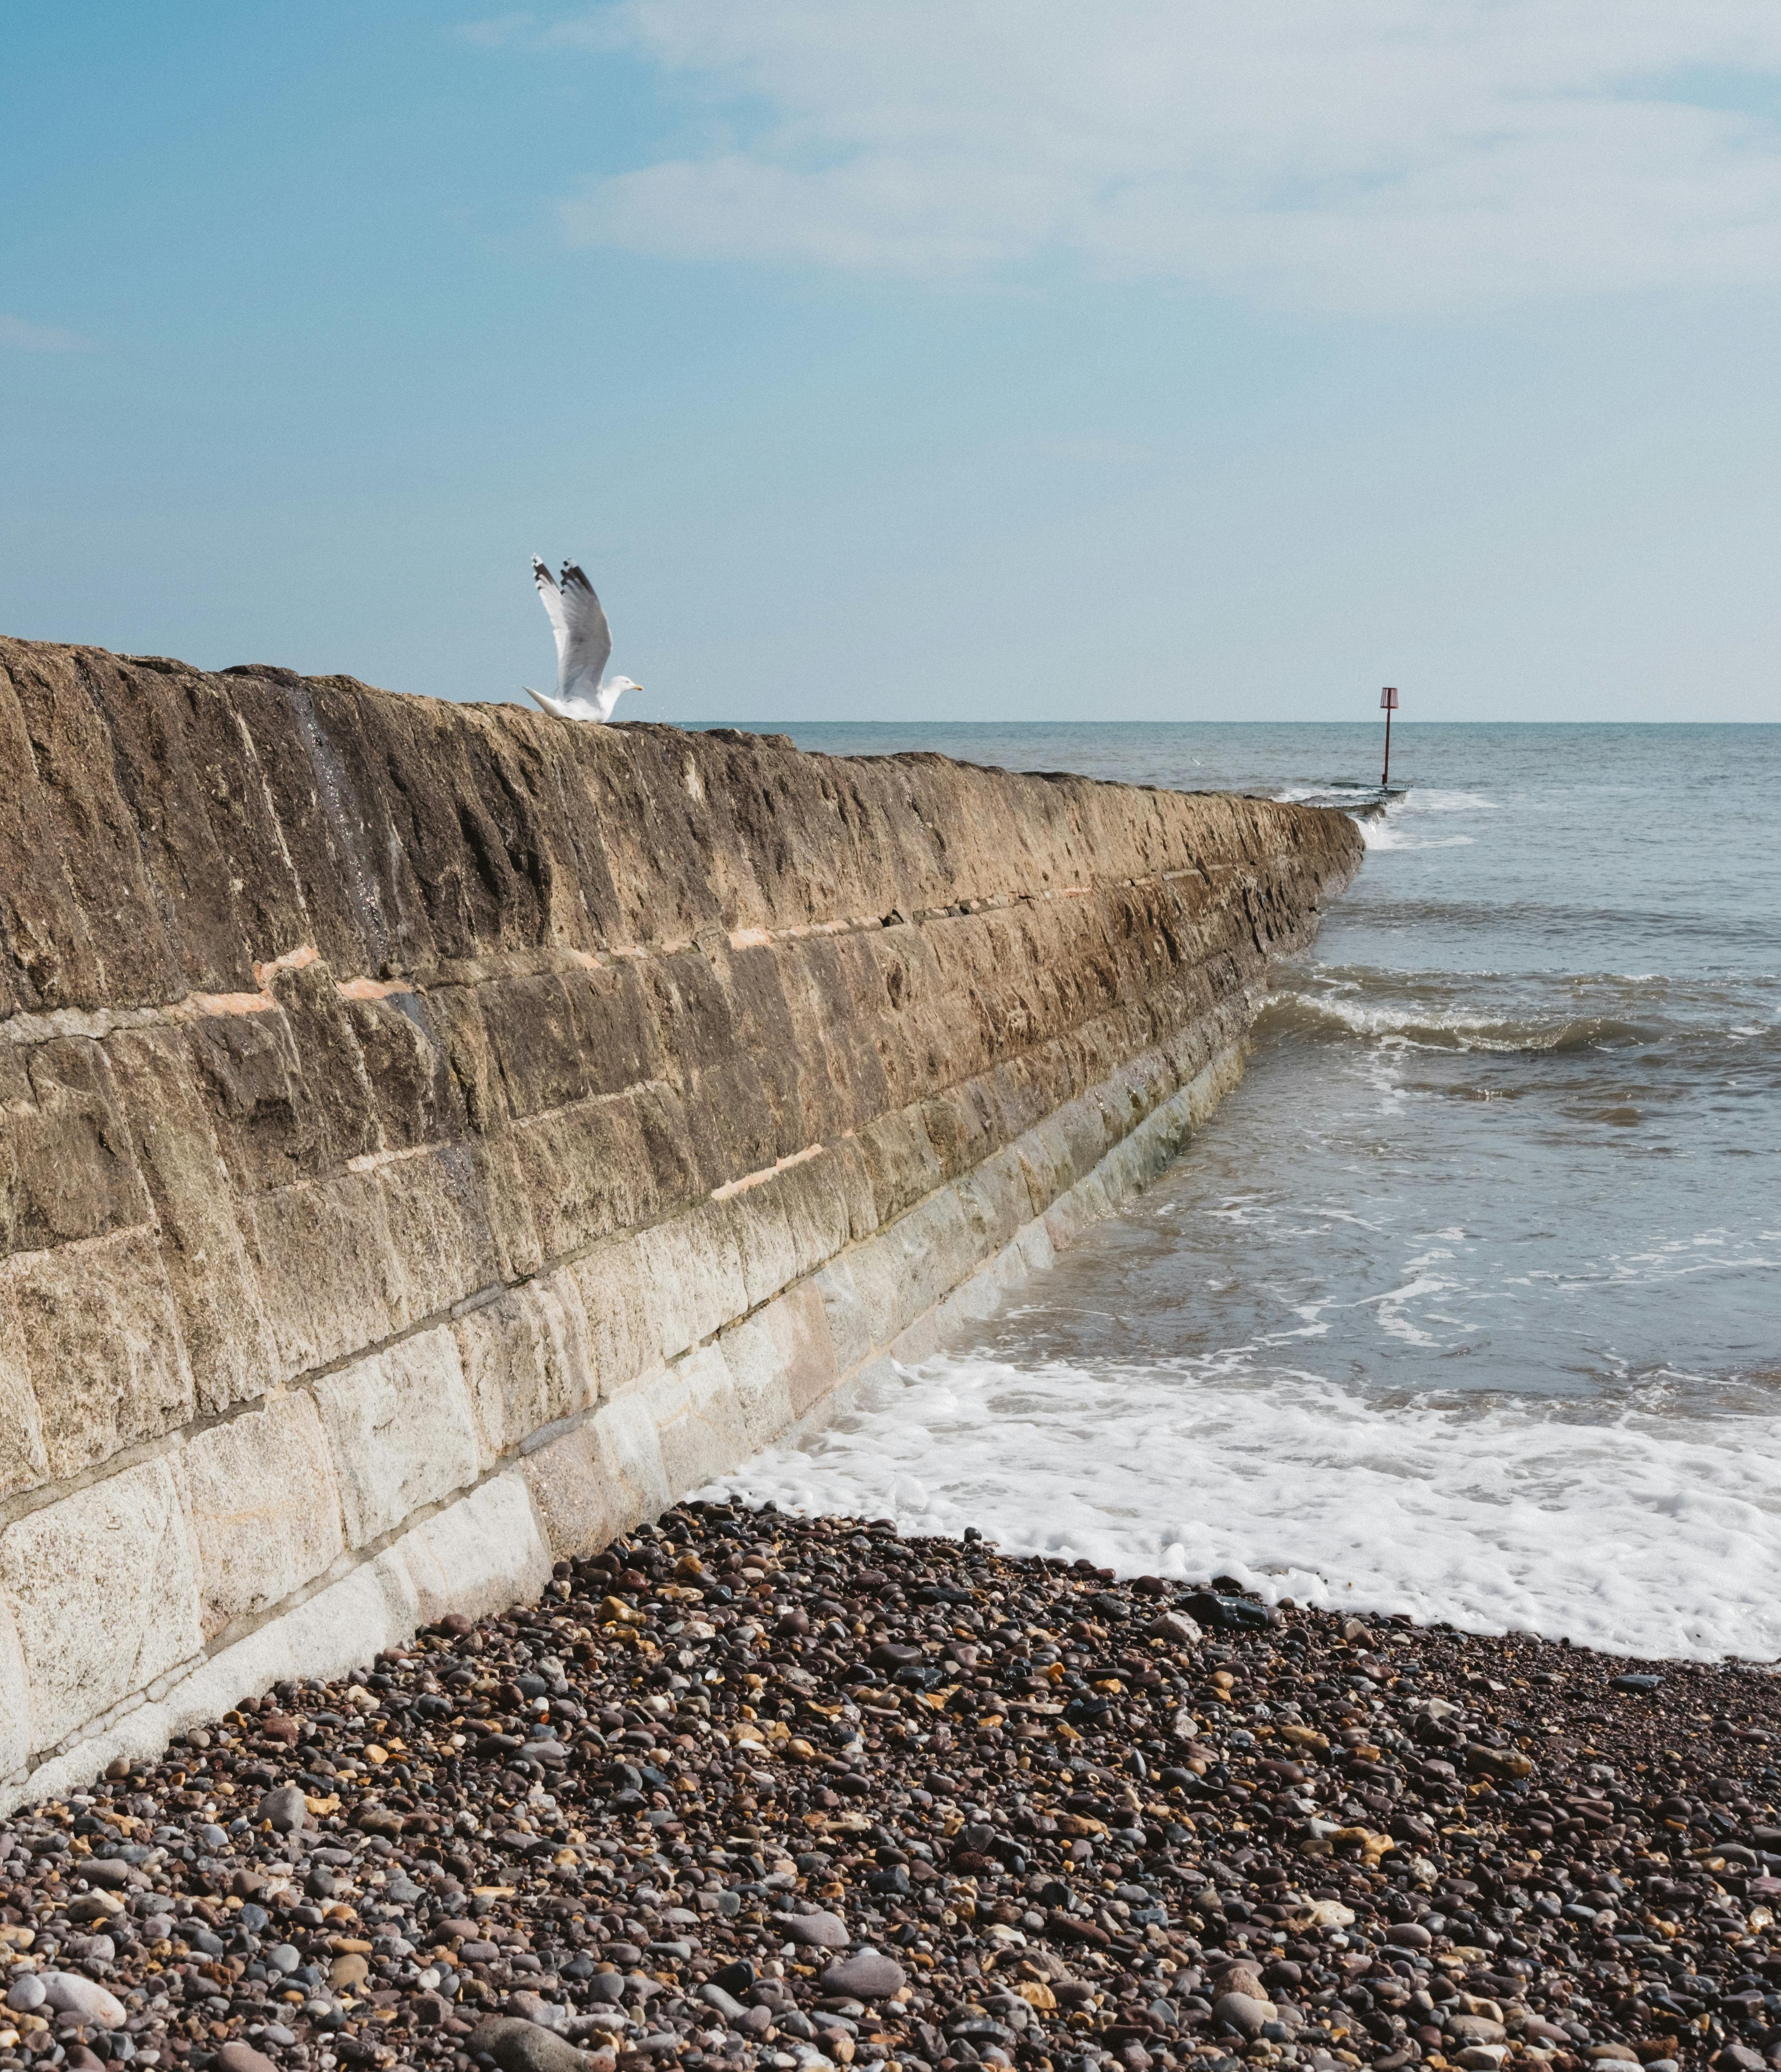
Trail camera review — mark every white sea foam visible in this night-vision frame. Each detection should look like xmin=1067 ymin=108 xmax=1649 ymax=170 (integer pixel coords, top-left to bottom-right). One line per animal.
xmin=1361 ymin=817 xmax=1474 ymax=852
xmin=716 ymin=1354 xmax=1781 ymax=1662
xmin=1356 ymin=785 xmax=1497 ymax=851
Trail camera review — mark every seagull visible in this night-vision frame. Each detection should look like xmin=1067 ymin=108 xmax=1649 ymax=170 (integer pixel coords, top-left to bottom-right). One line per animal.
xmin=523 ymin=557 xmax=642 ymax=723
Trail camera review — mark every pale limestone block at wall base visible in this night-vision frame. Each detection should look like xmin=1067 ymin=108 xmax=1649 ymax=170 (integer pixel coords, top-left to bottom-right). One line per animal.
xmin=563 ymin=1241 xmax=638 ymax=1405
xmin=712 ymin=1318 xmax=791 ymax=1453
xmin=586 ymin=1389 xmax=673 ymax=1536
xmin=718 ymin=1281 xmax=838 ymax=1449
xmin=992 ymin=1234 xmax=1038 ymax=1290
xmin=311 ymin=1324 xmax=480 ymax=1549
xmin=1053 ymin=1088 xmax=1119 ymax=1188
xmin=1190 ymin=1044 xmax=1246 ymax=1124
xmin=769 ymin=1281 xmax=838 ymax=1424
xmin=888 ymin=1313 xmax=941 ymax=1369
xmin=890 ymin=1189 xmax=982 ymax=1327
xmin=7 ymin=1227 xmax=196 ymax=1483
xmin=1041 ymin=1189 xmax=1092 ymax=1254
xmin=1069 ymin=1172 xmax=1116 ymax=1229
xmin=1012 ymin=1217 xmax=1057 ymax=1278
xmin=254 ymin=1556 xmax=415 ymax=1695
xmin=535 ymin=1269 xmax=596 ymax=1421
xmin=395 ymin=1472 xmax=552 ymax=1628
xmin=626 ymin=1223 xmax=696 ymax=1367
xmin=810 ymin=1256 xmax=872 ymax=1377
xmin=1097 ymin=1129 xmax=1153 ymax=1207
xmin=1013 ymin=1119 xmax=1074 ymax=1222
xmin=675 ymin=1204 xmax=751 ymax=1348
xmin=0 ymin=1283 xmax=49 ymax=1503
xmin=960 ymin=1145 xmax=1037 ymax=1252
xmin=936 ymin=1260 xmax=1008 ymax=1332
xmin=0 ymin=1456 xmax=202 ymax=1751
xmin=454 ymin=1277 xmax=593 ymax=1469
xmin=175 ymin=1390 xmax=346 ymax=1640
xmin=647 ymin=1345 xmax=749 ymax=1496
xmin=825 ymin=1233 xmax=909 ymax=1363
xmin=522 ymin=1425 xmax=626 ymax=1561
xmin=0 ymin=1593 xmax=33 ymax=1778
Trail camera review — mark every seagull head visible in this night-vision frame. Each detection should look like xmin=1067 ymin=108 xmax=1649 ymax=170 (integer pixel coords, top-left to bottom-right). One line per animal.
xmin=607 ymin=676 xmax=643 ymax=697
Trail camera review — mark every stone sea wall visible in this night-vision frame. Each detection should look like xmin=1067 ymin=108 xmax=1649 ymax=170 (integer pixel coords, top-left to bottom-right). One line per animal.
xmin=0 ymin=636 xmax=1362 ymax=1810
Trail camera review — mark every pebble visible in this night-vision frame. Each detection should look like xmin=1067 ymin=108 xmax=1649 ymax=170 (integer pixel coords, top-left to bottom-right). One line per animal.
xmin=470 ymin=2015 xmax=598 ymax=2072
xmin=254 ymin=1781 xmax=309 ymax=1832
xmin=38 ymin=1972 xmax=126 ymax=2026
xmin=1210 ymin=1989 xmax=1273 ymax=2038
xmin=214 ymin=2046 xmax=281 ymax=2072
xmin=817 ymin=1950 xmax=905 ymax=1999
xmin=786 ymin=1909 xmax=850 ymax=1948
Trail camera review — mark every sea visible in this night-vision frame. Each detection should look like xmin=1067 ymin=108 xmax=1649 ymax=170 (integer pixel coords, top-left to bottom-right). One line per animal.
xmin=694 ymin=723 xmax=1781 ymax=1664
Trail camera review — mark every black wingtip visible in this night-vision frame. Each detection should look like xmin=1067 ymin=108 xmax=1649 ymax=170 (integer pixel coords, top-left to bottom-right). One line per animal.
xmin=532 ymin=556 xmax=553 ymax=585
xmin=560 ymin=562 xmax=594 ymax=594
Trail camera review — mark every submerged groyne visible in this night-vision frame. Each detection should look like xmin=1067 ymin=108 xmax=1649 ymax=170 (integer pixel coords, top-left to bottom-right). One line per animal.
xmin=0 ymin=637 xmax=1362 ymax=1808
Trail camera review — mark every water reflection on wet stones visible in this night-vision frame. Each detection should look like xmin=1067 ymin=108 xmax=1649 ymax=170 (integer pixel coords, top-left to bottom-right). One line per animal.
xmin=0 ymin=1506 xmax=1777 ymax=2072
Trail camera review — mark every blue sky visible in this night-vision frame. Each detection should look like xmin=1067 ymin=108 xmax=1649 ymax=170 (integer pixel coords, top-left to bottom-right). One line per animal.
xmin=4 ymin=3 xmax=1780 ymax=721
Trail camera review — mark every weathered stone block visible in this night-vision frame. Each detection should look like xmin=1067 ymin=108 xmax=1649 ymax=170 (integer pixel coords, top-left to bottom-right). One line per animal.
xmin=395 ymin=1471 xmax=551 ymax=1627
xmin=648 ymin=1345 xmax=749 ymax=1495
xmin=4 ymin=1036 xmax=152 ymax=1252
xmin=568 ymin=1239 xmax=658 ymax=1403
xmin=378 ymin=1145 xmax=499 ymax=1328
xmin=104 ymin=1025 xmax=278 ymax=1417
xmin=811 ymin=1255 xmax=873 ymax=1376
xmin=9 ymin=1227 xmax=195 ymax=1480
xmin=626 ymin=1222 xmax=696 ymax=1367
xmin=176 ymin=1390 xmax=345 ymax=1639
xmin=673 ymin=1204 xmax=752 ymax=1345
xmin=453 ymin=1273 xmax=593 ymax=1468
xmin=730 ymin=1190 xmax=801 ymax=1312
xmin=0 ymin=1594 xmax=33 ymax=1779
xmin=719 ymin=1281 xmax=838 ymax=1445
xmin=581 ymin=1390 xmax=672 ymax=1534
xmin=245 ymin=1169 xmax=405 ymax=1381
xmin=520 ymin=1424 xmax=626 ymax=1561
xmin=311 ymin=1325 xmax=480 ymax=1548
xmin=0 ymin=1457 xmax=203 ymax=1751
xmin=0 ymin=1284 xmax=49 ymax=1502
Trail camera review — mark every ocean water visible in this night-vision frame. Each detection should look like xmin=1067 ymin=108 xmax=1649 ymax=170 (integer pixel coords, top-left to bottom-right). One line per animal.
xmin=699 ymin=723 xmax=1781 ymax=1662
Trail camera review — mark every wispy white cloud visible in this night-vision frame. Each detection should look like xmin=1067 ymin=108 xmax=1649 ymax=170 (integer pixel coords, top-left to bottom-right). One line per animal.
xmin=528 ymin=0 xmax=1781 ymax=312
xmin=0 ymin=314 xmax=89 ymax=352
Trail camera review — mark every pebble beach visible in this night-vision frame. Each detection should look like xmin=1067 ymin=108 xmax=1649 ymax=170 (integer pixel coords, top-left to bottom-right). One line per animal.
xmin=4 ymin=1505 xmax=1779 ymax=2072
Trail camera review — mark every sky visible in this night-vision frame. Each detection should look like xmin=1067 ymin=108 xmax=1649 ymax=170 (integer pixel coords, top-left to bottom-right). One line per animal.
xmin=3 ymin=3 xmax=1780 ymax=723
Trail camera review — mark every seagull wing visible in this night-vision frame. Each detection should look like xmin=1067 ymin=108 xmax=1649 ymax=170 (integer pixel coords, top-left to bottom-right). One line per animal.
xmin=533 ymin=555 xmax=569 ymax=647
xmin=555 ymin=562 xmax=613 ymax=701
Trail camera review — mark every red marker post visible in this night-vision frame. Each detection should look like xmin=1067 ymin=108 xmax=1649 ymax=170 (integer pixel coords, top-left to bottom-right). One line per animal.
xmin=1380 ymin=686 xmax=1399 ymax=784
